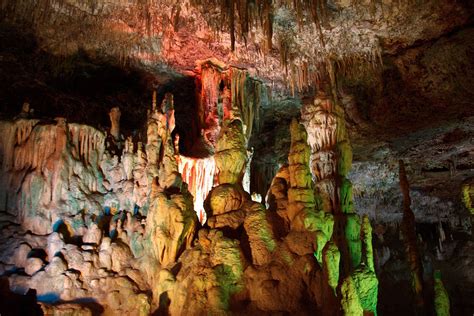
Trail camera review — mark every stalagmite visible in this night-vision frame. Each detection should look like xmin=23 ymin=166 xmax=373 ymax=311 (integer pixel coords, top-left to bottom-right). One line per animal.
xmin=122 ymin=137 xmax=135 ymax=180
xmin=266 ymin=165 xmax=290 ymax=226
xmin=324 ymin=241 xmax=340 ymax=293
xmin=300 ymin=86 xmax=379 ymax=315
xmin=145 ymin=183 xmax=197 ymax=267
xmin=399 ymin=159 xmax=425 ymax=313
xmin=286 ymin=118 xmax=316 ymax=228
xmin=462 ymin=181 xmax=474 ymax=235
xmin=434 ymin=270 xmax=450 ymax=316
xmin=462 ymin=181 xmax=474 ymax=214
xmin=166 ymin=229 xmax=245 ymax=315
xmin=346 ymin=214 xmax=362 ymax=269
xmin=361 ymin=215 xmax=375 ymax=272
xmin=243 ymin=203 xmax=276 ymax=266
xmin=146 ymin=93 xmax=167 ymax=180
xmin=341 ymin=276 xmax=364 ymax=316
xmin=214 ymin=119 xmax=247 ymax=185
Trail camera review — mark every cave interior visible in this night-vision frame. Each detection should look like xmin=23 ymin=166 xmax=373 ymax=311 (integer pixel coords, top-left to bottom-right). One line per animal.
xmin=0 ymin=0 xmax=473 ymax=315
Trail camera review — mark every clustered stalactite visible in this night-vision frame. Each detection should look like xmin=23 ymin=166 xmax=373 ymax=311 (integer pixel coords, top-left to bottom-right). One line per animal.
xmin=191 ymin=0 xmax=329 ymax=53
xmin=191 ymin=0 xmax=275 ymax=52
xmin=175 ymin=58 xmax=263 ymax=224
xmin=178 ymin=156 xmax=216 ymax=223
xmin=0 ymin=0 xmax=176 ymax=63
xmin=190 ymin=0 xmax=389 ymax=94
xmin=5 ymin=0 xmax=384 ymax=92
xmin=195 ymin=58 xmax=263 ymax=149
xmin=0 ymin=0 xmax=390 ymax=95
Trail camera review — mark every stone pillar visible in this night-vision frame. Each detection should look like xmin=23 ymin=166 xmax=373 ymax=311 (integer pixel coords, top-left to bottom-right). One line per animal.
xmin=300 ymin=87 xmax=378 ymax=315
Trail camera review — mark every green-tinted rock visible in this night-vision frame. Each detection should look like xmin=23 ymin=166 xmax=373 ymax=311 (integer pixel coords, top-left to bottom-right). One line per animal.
xmin=244 ymin=207 xmax=276 ymax=265
xmin=341 ymin=275 xmax=364 ymax=316
xmin=304 ymin=210 xmax=334 ymax=264
xmin=323 ymin=241 xmax=340 ymax=293
xmin=361 ymin=215 xmax=375 ymax=271
xmin=340 ymin=177 xmax=354 ymax=213
xmin=337 ymin=140 xmax=353 ymax=177
xmin=345 ymin=214 xmax=362 ymax=269
xmin=215 ymin=119 xmax=247 ymax=184
xmin=352 ymin=267 xmax=379 ymax=315
xmin=434 ymin=270 xmax=450 ymax=316
xmin=462 ymin=183 xmax=474 ymax=215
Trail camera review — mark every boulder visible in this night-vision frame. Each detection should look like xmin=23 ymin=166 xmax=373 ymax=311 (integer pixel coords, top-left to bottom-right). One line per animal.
xmin=24 ymin=257 xmax=43 ymax=276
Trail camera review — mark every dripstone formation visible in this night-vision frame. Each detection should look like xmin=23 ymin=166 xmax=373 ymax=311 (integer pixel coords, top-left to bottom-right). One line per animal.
xmin=0 ymin=59 xmax=377 ymax=315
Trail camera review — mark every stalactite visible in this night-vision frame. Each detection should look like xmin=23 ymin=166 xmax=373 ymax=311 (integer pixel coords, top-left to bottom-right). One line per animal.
xmin=0 ymin=119 xmax=37 ymax=171
xmin=196 ymin=59 xmax=263 ymax=147
xmin=399 ymin=159 xmax=425 ymax=314
xmin=230 ymin=67 xmax=262 ymax=142
xmin=197 ymin=60 xmax=224 ymax=147
xmin=229 ymin=0 xmax=235 ymax=51
xmin=178 ymin=155 xmax=216 ymax=224
xmin=69 ymin=124 xmax=106 ymax=167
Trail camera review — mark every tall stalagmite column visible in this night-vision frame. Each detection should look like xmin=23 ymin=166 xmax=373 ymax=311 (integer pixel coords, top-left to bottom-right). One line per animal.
xmin=399 ymin=159 xmax=425 ymax=314
xmin=301 ymin=87 xmax=378 ymax=315
xmin=145 ymin=92 xmax=197 ymax=267
xmin=287 ymin=118 xmax=316 ymax=229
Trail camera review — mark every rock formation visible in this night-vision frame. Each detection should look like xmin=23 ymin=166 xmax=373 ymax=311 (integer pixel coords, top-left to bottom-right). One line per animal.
xmin=301 ymin=86 xmax=379 ymax=315
xmin=0 ymin=1 xmax=473 ymax=308
xmin=399 ymin=159 xmax=426 ymax=314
